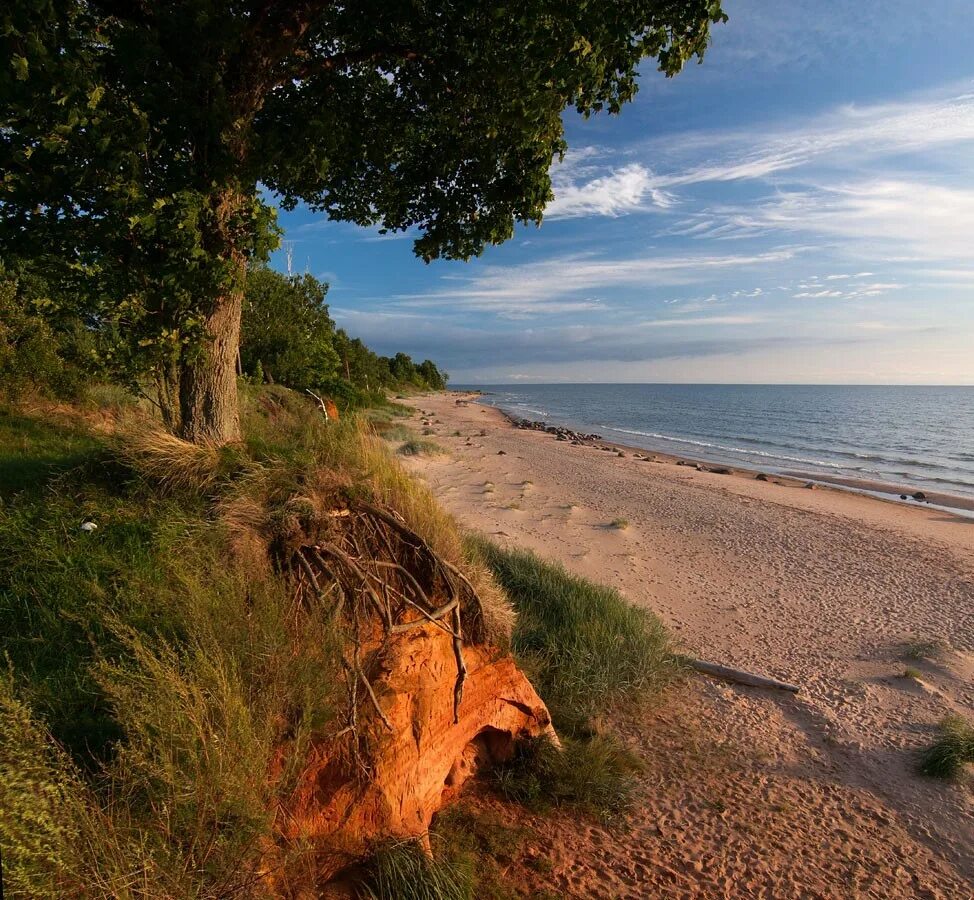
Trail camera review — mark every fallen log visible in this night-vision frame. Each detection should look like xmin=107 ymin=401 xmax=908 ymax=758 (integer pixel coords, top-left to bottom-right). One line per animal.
xmin=682 ymin=657 xmax=800 ymax=693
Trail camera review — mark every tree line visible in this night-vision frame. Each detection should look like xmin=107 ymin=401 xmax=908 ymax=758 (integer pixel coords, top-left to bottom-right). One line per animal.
xmin=0 ymin=260 xmax=447 ymax=410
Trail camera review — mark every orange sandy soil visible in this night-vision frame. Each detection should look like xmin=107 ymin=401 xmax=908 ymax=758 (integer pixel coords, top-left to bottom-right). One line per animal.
xmin=400 ymin=392 xmax=974 ymax=899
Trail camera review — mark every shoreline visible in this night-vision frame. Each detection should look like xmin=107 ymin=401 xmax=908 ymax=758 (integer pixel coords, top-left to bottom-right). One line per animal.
xmin=474 ymin=395 xmax=974 ymax=518
xmin=401 ymin=390 xmax=974 ymax=897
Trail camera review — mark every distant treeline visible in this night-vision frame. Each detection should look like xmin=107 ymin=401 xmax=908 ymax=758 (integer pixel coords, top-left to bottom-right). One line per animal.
xmin=0 ymin=261 xmax=446 ymax=408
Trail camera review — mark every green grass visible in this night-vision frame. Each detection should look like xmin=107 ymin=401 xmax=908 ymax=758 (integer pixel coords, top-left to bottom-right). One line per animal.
xmin=398 ymin=439 xmax=444 ymax=457
xmin=491 ymin=733 xmax=643 ymax=821
xmin=0 ymin=406 xmax=104 ymax=498
xmin=919 ymin=715 xmax=974 ymax=779
xmin=0 ymin=395 xmax=364 ymax=896
xmin=1 ymin=386 xmax=515 ymax=896
xmin=469 ymin=538 xmax=676 ymax=734
xmin=357 ymin=839 xmax=474 ymax=900
xmin=902 ymin=638 xmax=945 ymax=661
xmin=380 ymin=423 xmax=418 ymax=442
xmin=358 ymin=806 xmax=531 ymax=900
xmin=900 ymin=667 xmax=922 ymax=680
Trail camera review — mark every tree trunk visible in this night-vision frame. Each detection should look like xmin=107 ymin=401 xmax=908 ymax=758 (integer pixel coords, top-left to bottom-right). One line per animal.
xmin=155 ymin=355 xmax=182 ymax=434
xmin=178 ymin=275 xmax=244 ymax=444
xmin=177 ymin=186 xmax=249 ymax=444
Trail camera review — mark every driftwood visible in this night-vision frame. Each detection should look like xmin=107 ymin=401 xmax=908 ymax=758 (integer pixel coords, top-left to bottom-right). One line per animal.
xmin=683 ymin=657 xmax=800 ymax=693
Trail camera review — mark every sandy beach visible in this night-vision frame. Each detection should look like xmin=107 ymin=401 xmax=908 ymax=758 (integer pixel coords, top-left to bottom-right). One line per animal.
xmin=402 ymin=391 xmax=974 ymax=898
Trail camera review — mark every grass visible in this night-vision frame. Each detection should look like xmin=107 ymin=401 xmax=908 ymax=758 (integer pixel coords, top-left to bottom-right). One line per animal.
xmin=919 ymin=714 xmax=974 ymax=779
xmin=902 ymin=638 xmax=945 ymax=661
xmin=491 ymin=733 xmax=643 ymax=821
xmin=378 ymin=423 xmax=418 ymax=442
xmin=0 ymin=432 xmax=344 ymax=895
xmin=608 ymin=517 xmax=629 ymax=530
xmin=0 ymin=406 xmax=103 ymax=498
xmin=0 ymin=385 xmax=516 ymax=896
xmin=901 ymin=667 xmax=923 ymax=680
xmin=398 ymin=438 xmax=444 ymax=457
xmin=357 ymin=806 xmax=535 ymax=900
xmin=469 ymin=538 xmax=676 ymax=735
xmin=357 ymin=840 xmax=474 ymax=900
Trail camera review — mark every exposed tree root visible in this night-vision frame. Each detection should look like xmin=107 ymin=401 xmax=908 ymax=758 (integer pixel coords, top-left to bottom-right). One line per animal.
xmin=287 ymin=500 xmax=486 ymax=762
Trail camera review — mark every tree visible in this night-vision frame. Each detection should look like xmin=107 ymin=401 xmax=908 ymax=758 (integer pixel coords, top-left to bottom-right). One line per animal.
xmin=1 ymin=1 xmax=726 ymax=443
xmin=417 ymin=360 xmax=448 ymax=391
xmin=389 ymin=352 xmax=417 ymax=386
xmin=240 ymin=267 xmax=340 ymax=392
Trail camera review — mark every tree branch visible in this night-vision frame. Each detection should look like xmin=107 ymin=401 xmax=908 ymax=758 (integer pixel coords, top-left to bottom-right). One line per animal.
xmin=291 ymin=46 xmax=425 ymax=83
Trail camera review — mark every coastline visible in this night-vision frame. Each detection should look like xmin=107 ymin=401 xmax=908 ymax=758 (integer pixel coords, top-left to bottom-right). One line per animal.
xmin=478 ymin=395 xmax=974 ymax=518
xmin=399 ymin=390 xmax=974 ymax=898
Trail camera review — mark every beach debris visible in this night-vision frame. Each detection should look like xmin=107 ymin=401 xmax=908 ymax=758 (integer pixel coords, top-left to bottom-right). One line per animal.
xmin=912 ymin=491 xmax=927 ymax=501
xmin=683 ymin=657 xmax=800 ymax=693
xmin=617 ymin=451 xmax=626 ymax=457
xmin=755 ymin=473 xmax=770 ymax=481
xmin=497 ymin=450 xmax=507 ymax=455
xmin=900 ymin=494 xmax=908 ymax=500
xmin=677 ymin=460 xmax=688 ymax=466
xmin=804 ymin=482 xmax=816 ymax=489
xmin=710 ymin=467 xmax=732 ymax=475
xmin=80 ymin=520 xmax=98 ymax=532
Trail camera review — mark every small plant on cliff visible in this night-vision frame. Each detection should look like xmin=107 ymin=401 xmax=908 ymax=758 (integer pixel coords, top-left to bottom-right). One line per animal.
xmin=919 ymin=715 xmax=974 ymax=780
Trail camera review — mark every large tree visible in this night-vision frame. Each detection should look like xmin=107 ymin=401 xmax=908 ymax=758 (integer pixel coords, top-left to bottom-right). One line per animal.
xmin=1 ymin=1 xmax=725 ymax=443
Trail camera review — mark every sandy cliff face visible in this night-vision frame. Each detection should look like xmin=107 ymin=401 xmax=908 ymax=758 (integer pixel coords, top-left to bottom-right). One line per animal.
xmin=276 ymin=620 xmax=552 ymax=885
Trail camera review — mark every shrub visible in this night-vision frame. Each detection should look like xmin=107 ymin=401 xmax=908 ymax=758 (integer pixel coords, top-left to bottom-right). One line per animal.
xmin=919 ymin=715 xmax=974 ymax=779
xmin=0 ymin=269 xmax=90 ymax=401
xmin=377 ymin=424 xmax=417 ymax=442
xmin=398 ymin=439 xmax=443 ymax=457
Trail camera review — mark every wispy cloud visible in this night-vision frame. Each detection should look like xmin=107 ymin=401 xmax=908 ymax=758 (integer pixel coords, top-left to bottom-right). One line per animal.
xmin=648 ymin=89 xmax=974 ymax=189
xmin=391 ymin=249 xmax=799 ymax=317
xmin=694 ymin=180 xmax=974 ymax=260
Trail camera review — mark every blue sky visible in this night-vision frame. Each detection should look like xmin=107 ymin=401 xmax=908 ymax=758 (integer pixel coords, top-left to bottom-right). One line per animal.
xmin=270 ymin=0 xmax=974 ymax=384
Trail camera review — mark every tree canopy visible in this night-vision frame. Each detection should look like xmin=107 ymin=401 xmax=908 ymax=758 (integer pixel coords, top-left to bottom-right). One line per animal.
xmin=1 ymin=0 xmax=726 ymax=442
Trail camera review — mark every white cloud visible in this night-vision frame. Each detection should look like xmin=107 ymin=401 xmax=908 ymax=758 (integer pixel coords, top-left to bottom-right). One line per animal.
xmin=546 ymin=162 xmax=671 ymax=219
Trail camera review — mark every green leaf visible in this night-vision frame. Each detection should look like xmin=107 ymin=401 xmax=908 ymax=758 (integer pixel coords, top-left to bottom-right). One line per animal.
xmin=11 ymin=55 xmax=28 ymax=81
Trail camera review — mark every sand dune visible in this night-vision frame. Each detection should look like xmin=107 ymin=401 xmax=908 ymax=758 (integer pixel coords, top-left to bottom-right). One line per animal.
xmin=402 ymin=392 xmax=974 ymax=898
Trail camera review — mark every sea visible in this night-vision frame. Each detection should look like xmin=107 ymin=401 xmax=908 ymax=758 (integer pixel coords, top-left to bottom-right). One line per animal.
xmin=457 ymin=384 xmax=974 ymax=503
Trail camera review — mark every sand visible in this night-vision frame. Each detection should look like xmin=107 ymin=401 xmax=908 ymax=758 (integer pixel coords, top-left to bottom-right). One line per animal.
xmin=401 ymin=392 xmax=974 ymax=899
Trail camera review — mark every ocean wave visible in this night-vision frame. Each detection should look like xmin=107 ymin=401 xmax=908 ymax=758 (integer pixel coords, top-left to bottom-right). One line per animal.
xmin=602 ymin=426 xmax=856 ymax=471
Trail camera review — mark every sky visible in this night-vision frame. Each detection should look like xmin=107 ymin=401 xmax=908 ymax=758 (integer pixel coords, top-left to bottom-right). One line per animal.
xmin=270 ymin=0 xmax=974 ymax=385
